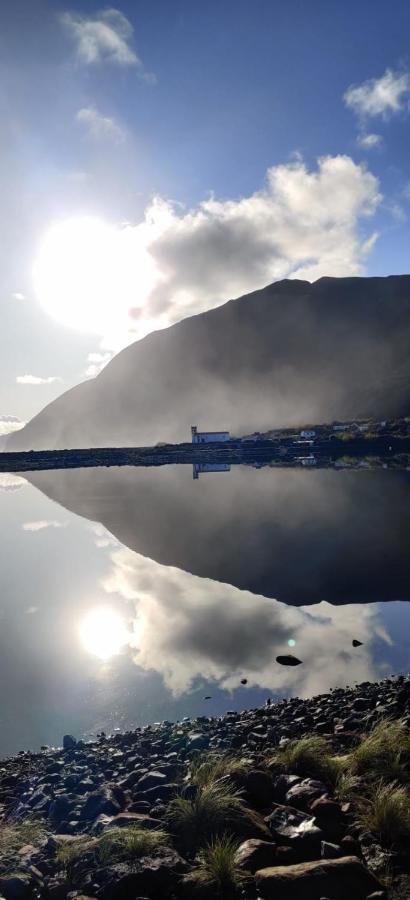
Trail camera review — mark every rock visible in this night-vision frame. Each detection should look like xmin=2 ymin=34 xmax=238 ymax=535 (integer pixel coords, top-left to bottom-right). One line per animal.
xmin=49 ymin=794 xmax=72 ymax=825
xmin=265 ymin=804 xmax=323 ymax=860
xmin=187 ymin=732 xmax=210 ymax=751
xmin=79 ymin=787 xmax=122 ymax=821
xmin=241 ymin=679 xmax=248 ymax=685
xmin=0 ymin=875 xmax=33 ymax=899
xmin=136 ymin=771 xmax=166 ymax=792
xmin=255 ymin=855 xmax=383 ymax=899
xmin=285 ymin=778 xmax=327 ymax=810
xmin=321 ymin=841 xmax=343 ymax=858
xmin=100 ymin=813 xmax=163 ymax=831
xmin=235 ymin=839 xmax=277 ymax=873
xmin=352 ymin=640 xmax=363 ymax=647
xmin=276 ymin=655 xmax=302 ymax=666
xmin=63 ymin=735 xmax=77 ymax=750
xmin=245 ymin=770 xmax=274 ymax=809
xmin=97 ymin=849 xmax=188 ymax=899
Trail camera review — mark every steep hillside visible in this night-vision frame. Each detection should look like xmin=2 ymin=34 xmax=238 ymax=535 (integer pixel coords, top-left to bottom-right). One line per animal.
xmin=8 ymin=275 xmax=410 ymax=450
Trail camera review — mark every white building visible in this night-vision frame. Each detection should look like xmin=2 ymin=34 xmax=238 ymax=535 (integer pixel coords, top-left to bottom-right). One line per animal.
xmin=301 ymin=430 xmax=316 ymax=438
xmin=193 ymin=463 xmax=231 ymax=479
xmin=191 ymin=426 xmax=230 ymax=444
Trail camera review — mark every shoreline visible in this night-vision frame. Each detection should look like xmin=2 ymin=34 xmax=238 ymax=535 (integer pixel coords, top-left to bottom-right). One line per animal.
xmin=0 ymin=676 xmax=409 ymax=899
xmin=0 ymin=434 xmax=409 ymax=473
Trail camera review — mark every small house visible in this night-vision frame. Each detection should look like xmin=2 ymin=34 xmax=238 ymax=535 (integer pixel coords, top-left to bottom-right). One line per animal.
xmin=191 ymin=426 xmax=230 ymax=444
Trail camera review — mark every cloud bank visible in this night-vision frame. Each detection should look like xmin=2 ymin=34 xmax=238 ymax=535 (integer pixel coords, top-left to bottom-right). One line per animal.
xmin=16 ymin=375 xmax=62 ymax=385
xmin=101 ymin=547 xmax=391 ymax=698
xmin=0 ymin=415 xmax=25 ymax=436
xmin=36 ymin=155 xmax=381 ymax=354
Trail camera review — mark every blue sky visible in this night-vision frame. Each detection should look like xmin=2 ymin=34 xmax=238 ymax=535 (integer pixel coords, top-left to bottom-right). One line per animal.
xmin=1 ymin=0 xmax=410 ymax=427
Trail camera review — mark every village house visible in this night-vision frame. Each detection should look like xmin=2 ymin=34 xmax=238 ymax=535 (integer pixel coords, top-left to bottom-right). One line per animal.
xmin=191 ymin=426 xmax=230 ymax=443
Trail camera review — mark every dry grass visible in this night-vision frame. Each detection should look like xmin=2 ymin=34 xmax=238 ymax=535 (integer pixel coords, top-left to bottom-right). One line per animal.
xmin=185 ymin=834 xmax=247 ymax=896
xmin=56 ymin=826 xmax=168 ymax=869
xmin=0 ymin=819 xmax=47 ymax=872
xmin=356 ymin=781 xmax=410 ymax=845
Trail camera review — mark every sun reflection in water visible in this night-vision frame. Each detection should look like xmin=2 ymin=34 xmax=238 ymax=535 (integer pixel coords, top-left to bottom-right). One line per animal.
xmin=79 ymin=608 xmax=129 ymax=660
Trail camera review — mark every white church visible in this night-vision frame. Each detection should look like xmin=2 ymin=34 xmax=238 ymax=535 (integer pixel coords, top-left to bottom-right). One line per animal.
xmin=191 ymin=425 xmax=230 ymax=444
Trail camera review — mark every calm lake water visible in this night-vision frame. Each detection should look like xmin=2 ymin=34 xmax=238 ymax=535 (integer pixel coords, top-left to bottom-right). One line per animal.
xmin=0 ymin=464 xmax=409 ymax=757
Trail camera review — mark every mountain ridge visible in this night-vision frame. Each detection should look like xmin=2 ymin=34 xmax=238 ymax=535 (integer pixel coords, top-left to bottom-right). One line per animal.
xmin=8 ymin=274 xmax=410 ymax=450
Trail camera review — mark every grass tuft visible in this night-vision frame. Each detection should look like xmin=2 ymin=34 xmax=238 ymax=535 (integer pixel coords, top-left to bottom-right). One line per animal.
xmin=190 ymin=753 xmax=251 ymax=788
xmin=0 ymin=819 xmax=47 ymax=872
xmin=56 ymin=827 xmax=168 ymax=870
xmin=165 ymin=781 xmax=260 ymax=848
xmin=272 ymin=734 xmax=343 ymax=786
xmin=356 ymin=781 xmax=410 ymax=845
xmin=185 ymin=834 xmax=247 ymax=896
xmin=350 ymin=719 xmax=410 ymax=785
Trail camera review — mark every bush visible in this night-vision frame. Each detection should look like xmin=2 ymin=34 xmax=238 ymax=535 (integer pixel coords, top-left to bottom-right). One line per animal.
xmin=165 ymin=782 xmax=260 ymax=848
xmin=185 ymin=834 xmax=247 ymax=897
xmin=356 ymin=782 xmax=410 ymax=845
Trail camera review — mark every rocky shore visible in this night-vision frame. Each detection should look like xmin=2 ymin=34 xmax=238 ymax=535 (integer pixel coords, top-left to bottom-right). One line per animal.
xmin=0 ymin=676 xmax=409 ymax=900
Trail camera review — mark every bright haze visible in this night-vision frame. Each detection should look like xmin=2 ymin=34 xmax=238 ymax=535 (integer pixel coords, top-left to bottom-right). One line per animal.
xmin=1 ymin=0 xmax=410 ymax=428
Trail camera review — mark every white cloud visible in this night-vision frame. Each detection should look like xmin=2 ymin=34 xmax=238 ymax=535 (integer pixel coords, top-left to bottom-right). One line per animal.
xmin=76 ymin=106 xmax=126 ymax=144
xmin=32 ymin=156 xmax=381 ymax=354
xmin=357 ymin=132 xmax=382 ymax=149
xmin=16 ymin=375 xmax=62 ymax=385
xmin=344 ymin=68 xmax=410 ymax=118
xmin=0 ymin=474 xmax=27 ymax=492
xmin=85 ymin=351 xmax=113 ymax=378
xmin=101 ymin=548 xmax=391 ymax=698
xmin=0 ymin=415 xmax=25 ymax=436
xmin=61 ymin=8 xmax=152 ymax=74
xmin=22 ymin=520 xmax=65 ymax=532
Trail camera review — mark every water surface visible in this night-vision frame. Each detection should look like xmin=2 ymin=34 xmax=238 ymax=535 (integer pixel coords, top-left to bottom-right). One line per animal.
xmin=0 ymin=465 xmax=408 ymax=757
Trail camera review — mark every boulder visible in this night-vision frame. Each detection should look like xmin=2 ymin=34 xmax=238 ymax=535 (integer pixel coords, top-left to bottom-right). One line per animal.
xmin=235 ymin=839 xmax=277 ymax=873
xmin=256 ymin=855 xmax=383 ymax=899
xmin=245 ymin=770 xmax=274 ymax=809
xmin=265 ymin=804 xmax=323 ymax=860
xmin=63 ymin=735 xmax=77 ymax=750
xmin=79 ymin=787 xmax=122 ymax=821
xmin=285 ymin=778 xmax=328 ymax=810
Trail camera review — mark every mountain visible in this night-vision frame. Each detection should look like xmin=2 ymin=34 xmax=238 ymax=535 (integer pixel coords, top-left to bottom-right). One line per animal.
xmin=27 ymin=465 xmax=409 ymax=606
xmin=8 ymin=275 xmax=410 ymax=450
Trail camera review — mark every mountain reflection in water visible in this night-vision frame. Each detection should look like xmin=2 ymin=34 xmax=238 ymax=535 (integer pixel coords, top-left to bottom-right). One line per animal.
xmin=0 ymin=465 xmax=408 ymax=756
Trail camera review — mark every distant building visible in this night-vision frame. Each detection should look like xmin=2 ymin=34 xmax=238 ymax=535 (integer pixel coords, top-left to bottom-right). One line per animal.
xmin=332 ymin=424 xmax=349 ymax=431
xmin=191 ymin=426 xmax=230 ymax=444
xmin=301 ymin=430 xmax=316 ymax=438
xmin=193 ymin=463 xmax=231 ymax=479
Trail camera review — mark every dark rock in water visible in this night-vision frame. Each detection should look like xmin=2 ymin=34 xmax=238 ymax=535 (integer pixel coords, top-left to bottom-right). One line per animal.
xmin=255 ymin=855 xmax=383 ymax=899
xmin=203 ymin=695 xmax=212 ymax=699
xmin=276 ymin=655 xmax=302 ymax=666
xmin=241 ymin=678 xmax=248 ymax=684
xmin=352 ymin=640 xmax=363 ymax=647
xmin=63 ymin=734 xmax=77 ymax=750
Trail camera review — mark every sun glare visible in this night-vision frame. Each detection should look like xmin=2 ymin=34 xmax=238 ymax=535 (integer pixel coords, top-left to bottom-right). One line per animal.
xmin=33 ymin=216 xmax=157 ymax=337
xmin=79 ymin=608 xmax=129 ymax=660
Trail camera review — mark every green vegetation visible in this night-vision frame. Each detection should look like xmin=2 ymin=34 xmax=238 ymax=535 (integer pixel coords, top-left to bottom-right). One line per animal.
xmin=56 ymin=827 xmax=169 ymax=870
xmin=185 ymin=834 xmax=247 ymax=897
xmin=165 ymin=782 xmax=261 ymax=848
xmin=0 ymin=819 xmax=47 ymax=872
xmin=356 ymin=782 xmax=410 ymax=845
xmin=271 ymin=734 xmax=343 ymax=786
xmin=190 ymin=752 xmax=251 ymax=788
xmin=349 ymin=719 xmax=410 ymax=785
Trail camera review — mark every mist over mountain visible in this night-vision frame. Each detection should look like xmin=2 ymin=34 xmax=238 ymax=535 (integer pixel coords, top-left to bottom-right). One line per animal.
xmin=28 ymin=465 xmax=409 ymax=606
xmin=8 ymin=274 xmax=410 ymax=451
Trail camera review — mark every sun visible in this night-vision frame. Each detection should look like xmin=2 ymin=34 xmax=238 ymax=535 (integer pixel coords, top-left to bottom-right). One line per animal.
xmin=79 ymin=607 xmax=129 ymax=660
xmin=32 ymin=216 xmax=157 ymax=337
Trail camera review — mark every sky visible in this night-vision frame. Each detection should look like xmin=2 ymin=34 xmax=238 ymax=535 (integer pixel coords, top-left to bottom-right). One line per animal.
xmin=1 ymin=0 xmax=410 ymax=428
